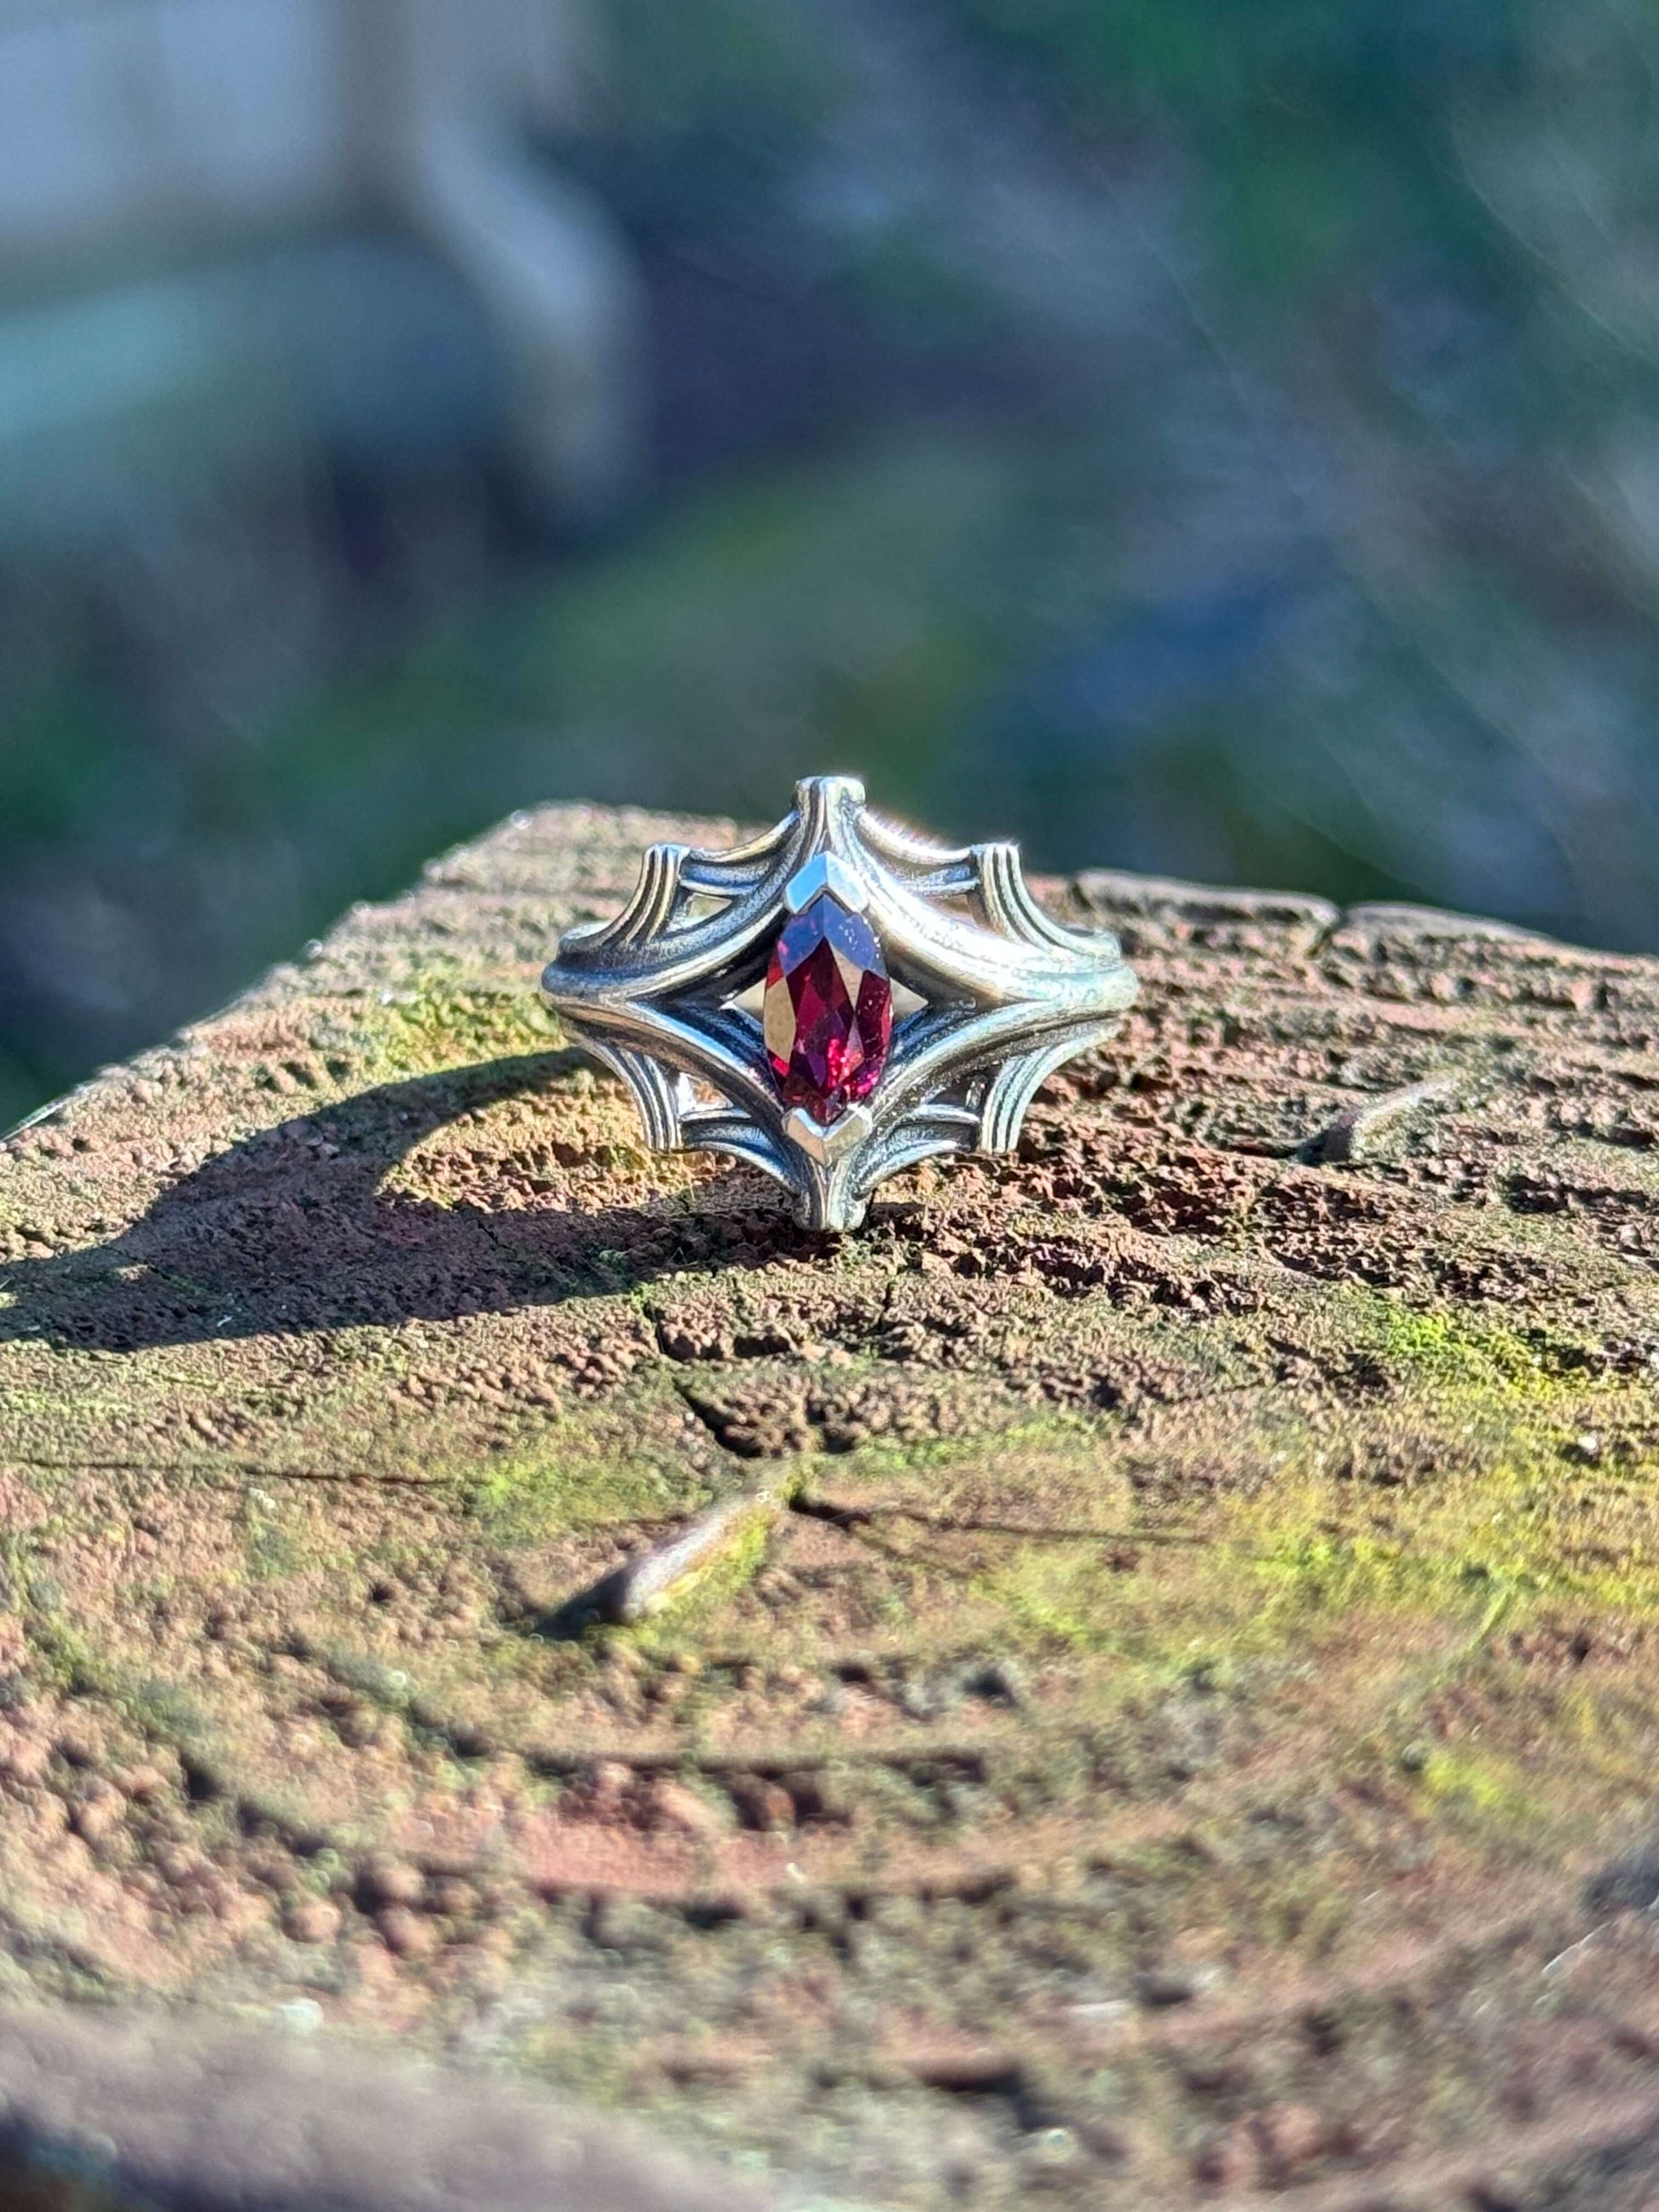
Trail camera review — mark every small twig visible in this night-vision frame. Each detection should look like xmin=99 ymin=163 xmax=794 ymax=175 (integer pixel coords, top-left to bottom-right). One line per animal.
xmin=1297 ymin=1071 xmax=1466 ymax=1166
xmin=585 ymin=1484 xmax=781 ymax=1625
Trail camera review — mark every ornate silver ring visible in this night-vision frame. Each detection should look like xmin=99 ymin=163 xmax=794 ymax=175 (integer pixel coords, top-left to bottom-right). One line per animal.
xmin=540 ymin=776 xmax=1139 ymax=1231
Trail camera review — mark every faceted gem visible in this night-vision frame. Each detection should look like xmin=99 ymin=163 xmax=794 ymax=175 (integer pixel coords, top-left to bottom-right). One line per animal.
xmin=763 ymin=892 xmax=893 ymax=1123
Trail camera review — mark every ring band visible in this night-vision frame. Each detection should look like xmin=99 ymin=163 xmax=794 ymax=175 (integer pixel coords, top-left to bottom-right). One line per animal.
xmin=540 ymin=776 xmax=1139 ymax=1231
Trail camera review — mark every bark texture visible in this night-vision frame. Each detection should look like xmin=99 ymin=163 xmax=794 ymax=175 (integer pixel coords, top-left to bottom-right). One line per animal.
xmin=3 ymin=804 xmax=1659 ymax=2209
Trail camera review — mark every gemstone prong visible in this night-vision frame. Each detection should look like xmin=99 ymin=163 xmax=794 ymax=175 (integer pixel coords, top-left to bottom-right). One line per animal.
xmin=783 ymin=1104 xmax=872 ymax=1163
xmin=783 ymin=853 xmax=867 ymax=915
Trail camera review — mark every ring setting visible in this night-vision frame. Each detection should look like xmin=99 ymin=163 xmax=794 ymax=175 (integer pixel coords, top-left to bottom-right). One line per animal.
xmin=540 ymin=776 xmax=1139 ymax=1231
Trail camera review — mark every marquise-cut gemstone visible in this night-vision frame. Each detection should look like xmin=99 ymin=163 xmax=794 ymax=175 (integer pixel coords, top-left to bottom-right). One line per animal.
xmin=763 ymin=892 xmax=893 ymax=1123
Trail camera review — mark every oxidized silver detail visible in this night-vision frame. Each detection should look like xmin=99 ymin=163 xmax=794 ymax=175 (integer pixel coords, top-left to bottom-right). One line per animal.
xmin=539 ymin=776 xmax=1140 ymax=1232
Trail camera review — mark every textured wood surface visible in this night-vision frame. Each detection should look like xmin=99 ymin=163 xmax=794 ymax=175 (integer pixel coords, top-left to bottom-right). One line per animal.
xmin=3 ymin=804 xmax=1659 ymax=2209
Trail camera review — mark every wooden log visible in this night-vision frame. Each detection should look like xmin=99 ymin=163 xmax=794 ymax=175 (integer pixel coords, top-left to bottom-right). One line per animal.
xmin=2 ymin=803 xmax=1658 ymax=2209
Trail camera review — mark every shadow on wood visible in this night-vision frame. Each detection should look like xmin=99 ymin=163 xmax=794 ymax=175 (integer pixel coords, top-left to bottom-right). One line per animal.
xmin=0 ymin=1052 xmax=816 ymax=1353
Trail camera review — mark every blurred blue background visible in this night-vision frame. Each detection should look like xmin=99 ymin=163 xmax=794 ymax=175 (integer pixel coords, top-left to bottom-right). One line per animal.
xmin=4 ymin=0 xmax=1659 ymax=1125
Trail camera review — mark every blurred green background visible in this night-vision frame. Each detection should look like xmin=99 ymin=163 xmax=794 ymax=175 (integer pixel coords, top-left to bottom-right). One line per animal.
xmin=5 ymin=0 xmax=1659 ymax=1125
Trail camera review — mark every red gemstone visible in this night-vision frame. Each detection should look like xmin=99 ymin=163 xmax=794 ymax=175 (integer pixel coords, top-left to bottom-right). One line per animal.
xmin=763 ymin=894 xmax=893 ymax=1123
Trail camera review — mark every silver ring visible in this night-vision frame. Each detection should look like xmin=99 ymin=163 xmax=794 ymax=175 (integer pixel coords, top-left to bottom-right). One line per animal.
xmin=540 ymin=776 xmax=1139 ymax=1231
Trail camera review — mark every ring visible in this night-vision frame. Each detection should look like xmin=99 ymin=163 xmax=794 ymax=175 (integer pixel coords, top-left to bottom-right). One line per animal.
xmin=540 ymin=776 xmax=1139 ymax=1231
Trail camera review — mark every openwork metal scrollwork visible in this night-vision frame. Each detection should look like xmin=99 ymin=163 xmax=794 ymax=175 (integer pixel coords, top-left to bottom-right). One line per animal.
xmin=540 ymin=776 xmax=1139 ymax=1230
